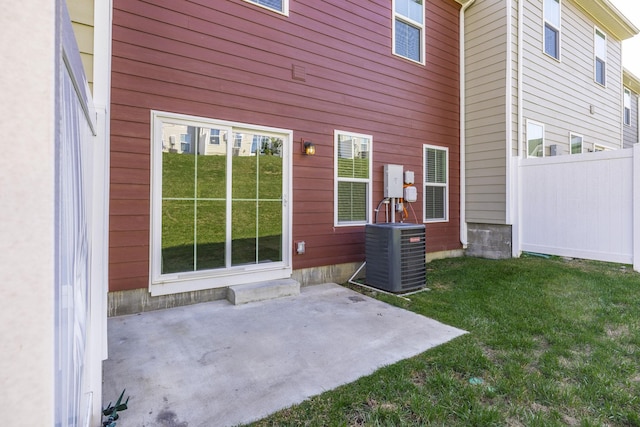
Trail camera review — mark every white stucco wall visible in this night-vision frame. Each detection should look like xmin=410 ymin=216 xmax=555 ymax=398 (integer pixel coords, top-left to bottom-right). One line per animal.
xmin=0 ymin=1 xmax=56 ymax=425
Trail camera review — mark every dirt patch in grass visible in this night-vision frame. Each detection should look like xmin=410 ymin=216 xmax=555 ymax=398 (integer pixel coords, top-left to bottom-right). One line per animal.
xmin=427 ymin=281 xmax=449 ymax=290
xmin=605 ymin=323 xmax=630 ymax=338
xmin=561 ymin=413 xmax=579 ymax=426
xmin=505 ymin=417 xmax=526 ymax=427
xmin=480 ymin=344 xmax=501 ymax=364
xmin=348 ymin=413 xmax=366 ymax=427
xmin=410 ymin=370 xmax=427 ymax=387
xmin=366 ymin=398 xmax=397 ymax=412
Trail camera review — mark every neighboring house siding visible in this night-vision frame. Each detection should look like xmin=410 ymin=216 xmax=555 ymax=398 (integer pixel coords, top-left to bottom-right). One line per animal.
xmin=522 ymin=0 xmax=623 ymax=155
xmin=67 ymin=0 xmax=94 ymax=91
xmin=623 ymin=90 xmax=638 ymax=148
xmin=110 ymin=0 xmax=462 ymax=292
xmin=465 ymin=0 xmax=508 ymax=224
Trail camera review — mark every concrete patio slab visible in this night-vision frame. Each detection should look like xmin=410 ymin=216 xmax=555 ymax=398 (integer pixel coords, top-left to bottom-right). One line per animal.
xmin=102 ymin=283 xmax=466 ymax=427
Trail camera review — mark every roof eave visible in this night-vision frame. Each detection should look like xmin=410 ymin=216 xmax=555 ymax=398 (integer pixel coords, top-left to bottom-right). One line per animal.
xmin=623 ymin=68 xmax=640 ymax=93
xmin=573 ymin=0 xmax=639 ymax=40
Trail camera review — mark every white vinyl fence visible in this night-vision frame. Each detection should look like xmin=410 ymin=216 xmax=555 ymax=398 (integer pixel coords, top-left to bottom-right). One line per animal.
xmin=518 ymin=144 xmax=640 ymax=272
xmin=56 ymin=5 xmax=107 ymax=426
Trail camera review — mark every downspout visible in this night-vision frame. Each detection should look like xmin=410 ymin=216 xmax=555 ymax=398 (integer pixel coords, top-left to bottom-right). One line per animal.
xmin=517 ymin=0 xmax=523 ymax=159
xmin=506 ymin=0 xmax=513 ymax=224
xmin=459 ymin=0 xmax=476 ymax=248
xmin=514 ymin=0 xmax=524 ymax=257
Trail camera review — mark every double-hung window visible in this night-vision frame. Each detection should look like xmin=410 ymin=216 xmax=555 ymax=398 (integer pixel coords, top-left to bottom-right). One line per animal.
xmin=335 ymin=130 xmax=372 ymax=226
xmin=544 ymin=0 xmax=561 ymax=60
xmin=423 ymin=145 xmax=448 ymax=222
xmin=624 ymin=88 xmax=631 ymax=126
xmin=244 ymin=0 xmax=288 ymax=15
xmin=570 ymin=133 xmax=583 ymax=154
xmin=180 ymin=133 xmax=191 ymax=153
xmin=209 ymin=129 xmax=220 ymax=145
xmin=595 ymin=28 xmax=607 ymax=86
xmin=393 ymin=0 xmax=425 ymax=64
xmin=527 ymin=121 xmax=545 ymax=157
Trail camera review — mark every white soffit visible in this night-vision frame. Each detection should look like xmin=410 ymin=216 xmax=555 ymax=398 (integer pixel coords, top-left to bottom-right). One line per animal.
xmin=624 ymin=68 xmax=640 ymax=93
xmin=573 ymin=0 xmax=639 ymax=40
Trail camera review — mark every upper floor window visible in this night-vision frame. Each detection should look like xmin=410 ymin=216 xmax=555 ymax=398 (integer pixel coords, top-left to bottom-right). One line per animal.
xmin=393 ymin=0 xmax=425 ymax=64
xmin=595 ymin=28 xmax=607 ymax=86
xmin=624 ymin=88 xmax=631 ymax=126
xmin=570 ymin=133 xmax=583 ymax=154
xmin=244 ymin=0 xmax=288 ymax=15
xmin=544 ymin=0 xmax=560 ymax=60
xmin=423 ymin=145 xmax=448 ymax=222
xmin=526 ymin=120 xmax=545 ymax=157
xmin=334 ymin=130 xmax=372 ymax=226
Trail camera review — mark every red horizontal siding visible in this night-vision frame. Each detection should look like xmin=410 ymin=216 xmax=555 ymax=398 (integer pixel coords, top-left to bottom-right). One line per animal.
xmin=110 ymin=215 xmax=149 ymax=232
xmin=110 ymin=277 xmax=148 ymax=293
xmin=111 ymin=199 xmax=149 ymax=216
xmin=109 ymin=245 xmax=149 ymax=264
xmin=110 ymin=0 xmax=462 ymax=292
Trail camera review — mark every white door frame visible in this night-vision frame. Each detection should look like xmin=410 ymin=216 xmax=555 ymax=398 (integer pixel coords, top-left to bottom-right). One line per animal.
xmin=149 ymin=111 xmax=293 ymax=296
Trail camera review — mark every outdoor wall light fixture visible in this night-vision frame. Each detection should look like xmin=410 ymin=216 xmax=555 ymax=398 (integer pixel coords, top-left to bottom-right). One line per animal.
xmin=302 ymin=139 xmax=316 ymax=155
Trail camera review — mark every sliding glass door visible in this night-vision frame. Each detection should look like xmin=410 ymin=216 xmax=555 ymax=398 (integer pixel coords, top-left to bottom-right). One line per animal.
xmin=151 ymin=112 xmax=291 ymax=295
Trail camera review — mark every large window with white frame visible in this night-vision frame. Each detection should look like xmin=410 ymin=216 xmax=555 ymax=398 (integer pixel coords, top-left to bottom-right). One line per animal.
xmin=423 ymin=145 xmax=448 ymax=222
xmin=570 ymin=132 xmax=583 ymax=154
xmin=151 ymin=111 xmax=292 ymax=295
xmin=544 ymin=0 xmax=561 ymax=60
xmin=334 ymin=130 xmax=372 ymax=226
xmin=244 ymin=0 xmax=288 ymax=15
xmin=595 ymin=28 xmax=607 ymax=86
xmin=393 ymin=0 xmax=425 ymax=64
xmin=624 ymin=88 xmax=631 ymax=126
xmin=526 ymin=120 xmax=545 ymax=157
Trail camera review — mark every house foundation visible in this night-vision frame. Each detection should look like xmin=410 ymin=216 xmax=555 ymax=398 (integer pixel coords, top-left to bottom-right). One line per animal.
xmin=108 ymin=252 xmax=464 ymax=316
xmin=466 ymin=223 xmax=512 ymax=259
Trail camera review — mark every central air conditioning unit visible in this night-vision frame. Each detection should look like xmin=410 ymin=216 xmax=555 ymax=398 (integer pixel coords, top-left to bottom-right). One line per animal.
xmin=365 ymin=223 xmax=426 ymax=293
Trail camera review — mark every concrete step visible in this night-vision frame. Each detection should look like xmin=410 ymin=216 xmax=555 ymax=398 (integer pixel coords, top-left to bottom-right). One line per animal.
xmin=227 ymin=278 xmax=300 ymax=305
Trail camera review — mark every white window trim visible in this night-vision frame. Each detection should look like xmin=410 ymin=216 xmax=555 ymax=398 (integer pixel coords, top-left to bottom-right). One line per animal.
xmin=243 ymin=0 xmax=289 ymax=16
xmin=392 ymin=0 xmax=426 ymax=65
xmin=569 ymin=132 xmax=583 ymax=154
xmin=594 ymin=26 xmax=607 ymax=87
xmin=423 ymin=144 xmax=449 ymax=223
xmin=526 ymin=120 xmax=545 ymax=158
xmin=150 ymin=110 xmax=292 ymax=296
xmin=623 ymin=87 xmax=631 ymax=126
xmin=334 ymin=130 xmax=373 ymax=227
xmin=593 ymin=144 xmax=610 ymax=152
xmin=543 ymin=0 xmax=561 ymax=61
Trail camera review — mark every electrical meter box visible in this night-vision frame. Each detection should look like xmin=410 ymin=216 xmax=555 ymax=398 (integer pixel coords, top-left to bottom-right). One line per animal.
xmin=404 ymin=170 xmax=415 ymax=185
xmin=384 ymin=164 xmax=404 ymax=198
xmin=404 ymin=186 xmax=417 ymax=202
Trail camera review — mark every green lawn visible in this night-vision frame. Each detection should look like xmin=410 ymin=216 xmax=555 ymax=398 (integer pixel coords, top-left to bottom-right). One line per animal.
xmin=247 ymin=256 xmax=640 ymax=426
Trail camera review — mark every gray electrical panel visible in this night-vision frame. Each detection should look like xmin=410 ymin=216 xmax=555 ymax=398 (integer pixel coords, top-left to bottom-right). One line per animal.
xmin=365 ymin=223 xmax=426 ymax=292
xmin=384 ymin=164 xmax=404 ymax=198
